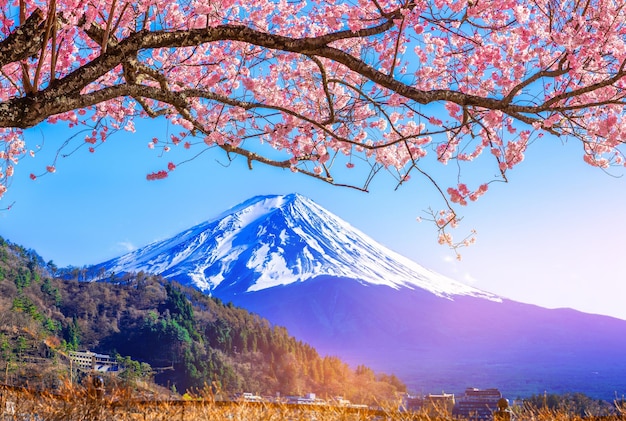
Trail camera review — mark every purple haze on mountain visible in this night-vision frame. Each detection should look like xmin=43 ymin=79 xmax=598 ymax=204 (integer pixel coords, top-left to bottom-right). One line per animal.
xmin=92 ymin=193 xmax=626 ymax=400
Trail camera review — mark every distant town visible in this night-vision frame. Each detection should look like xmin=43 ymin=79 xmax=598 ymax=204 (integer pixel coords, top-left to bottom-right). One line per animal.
xmin=239 ymin=387 xmax=509 ymax=420
xmin=67 ymin=349 xmax=509 ymax=419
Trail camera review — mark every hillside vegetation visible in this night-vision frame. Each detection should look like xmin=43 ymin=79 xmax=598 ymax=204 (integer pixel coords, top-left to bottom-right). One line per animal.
xmin=0 ymin=236 xmax=405 ymax=404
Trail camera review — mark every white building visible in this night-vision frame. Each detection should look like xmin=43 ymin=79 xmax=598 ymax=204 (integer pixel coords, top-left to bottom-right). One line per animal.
xmin=68 ymin=351 xmax=119 ymax=372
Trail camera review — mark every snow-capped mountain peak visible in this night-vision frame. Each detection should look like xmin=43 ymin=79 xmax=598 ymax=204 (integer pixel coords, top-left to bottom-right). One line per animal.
xmin=94 ymin=193 xmax=499 ymax=301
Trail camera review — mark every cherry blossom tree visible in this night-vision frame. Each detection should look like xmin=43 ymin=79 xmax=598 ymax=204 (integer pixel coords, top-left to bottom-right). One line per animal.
xmin=1 ymin=0 xmax=626 ymax=248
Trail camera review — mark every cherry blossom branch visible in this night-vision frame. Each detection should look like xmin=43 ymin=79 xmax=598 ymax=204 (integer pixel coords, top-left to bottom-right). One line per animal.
xmin=2 ymin=14 xmax=624 ymax=135
xmin=306 ymin=56 xmax=335 ymax=125
xmin=0 ymin=9 xmax=45 ymax=67
xmin=32 ymin=0 xmax=57 ymax=91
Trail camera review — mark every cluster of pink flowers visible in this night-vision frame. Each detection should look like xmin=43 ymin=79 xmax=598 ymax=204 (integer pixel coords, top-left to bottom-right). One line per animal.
xmin=146 ymin=170 xmax=169 ymax=180
xmin=447 ymin=184 xmax=489 ymax=206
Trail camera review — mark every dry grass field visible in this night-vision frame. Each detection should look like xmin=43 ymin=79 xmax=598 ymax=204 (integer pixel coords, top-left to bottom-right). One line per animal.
xmin=1 ymin=384 xmax=625 ymax=421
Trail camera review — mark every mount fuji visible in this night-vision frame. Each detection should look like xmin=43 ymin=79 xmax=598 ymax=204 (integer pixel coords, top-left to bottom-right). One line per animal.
xmin=95 ymin=193 xmax=496 ymax=300
xmin=91 ymin=193 xmax=626 ymax=400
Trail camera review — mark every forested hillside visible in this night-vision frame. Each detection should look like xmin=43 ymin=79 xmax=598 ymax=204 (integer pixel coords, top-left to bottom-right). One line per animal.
xmin=0 ymin=236 xmax=405 ymax=404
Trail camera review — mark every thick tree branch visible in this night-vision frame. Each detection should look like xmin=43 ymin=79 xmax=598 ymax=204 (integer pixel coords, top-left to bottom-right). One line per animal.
xmin=3 ymin=9 xmax=625 ymax=134
xmin=0 ymin=23 xmax=522 ymax=128
xmin=0 ymin=9 xmax=46 ymax=67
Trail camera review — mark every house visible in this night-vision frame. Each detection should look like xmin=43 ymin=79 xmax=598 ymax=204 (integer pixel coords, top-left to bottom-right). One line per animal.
xmin=425 ymin=392 xmax=456 ymax=414
xmin=401 ymin=394 xmax=424 ymax=412
xmin=402 ymin=392 xmax=455 ymax=415
xmin=453 ymin=388 xmax=503 ymax=420
xmin=240 ymin=392 xmax=263 ymax=402
xmin=285 ymin=393 xmax=326 ymax=405
xmin=68 ymin=351 xmax=119 ymax=373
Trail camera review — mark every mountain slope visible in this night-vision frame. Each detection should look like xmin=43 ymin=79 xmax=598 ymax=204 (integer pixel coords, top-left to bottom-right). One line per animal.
xmin=0 ymin=237 xmax=405 ymax=401
xmin=231 ymin=276 xmax=626 ymax=400
xmin=89 ymin=193 xmax=626 ymax=400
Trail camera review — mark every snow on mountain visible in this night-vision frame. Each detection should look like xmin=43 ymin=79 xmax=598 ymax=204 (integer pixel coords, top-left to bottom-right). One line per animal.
xmin=95 ymin=193 xmax=499 ymax=301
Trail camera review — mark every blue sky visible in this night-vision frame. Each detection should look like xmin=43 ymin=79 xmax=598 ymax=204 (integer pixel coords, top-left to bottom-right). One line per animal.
xmin=2 ymin=117 xmax=626 ymax=320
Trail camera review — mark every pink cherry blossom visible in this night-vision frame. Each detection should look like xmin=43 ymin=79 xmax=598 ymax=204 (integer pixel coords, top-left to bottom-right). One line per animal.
xmin=0 ymin=0 xmax=625 ymax=252
xmin=146 ymin=170 xmax=169 ymax=180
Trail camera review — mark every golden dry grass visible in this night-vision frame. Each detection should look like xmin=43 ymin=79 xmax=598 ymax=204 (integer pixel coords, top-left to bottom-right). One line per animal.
xmin=0 ymin=384 xmax=412 ymax=421
xmin=1 ymin=384 xmax=625 ymax=421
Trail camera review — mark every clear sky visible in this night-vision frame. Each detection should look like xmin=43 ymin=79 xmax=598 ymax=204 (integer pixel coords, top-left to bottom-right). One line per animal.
xmin=2 ymin=117 xmax=626 ymax=320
